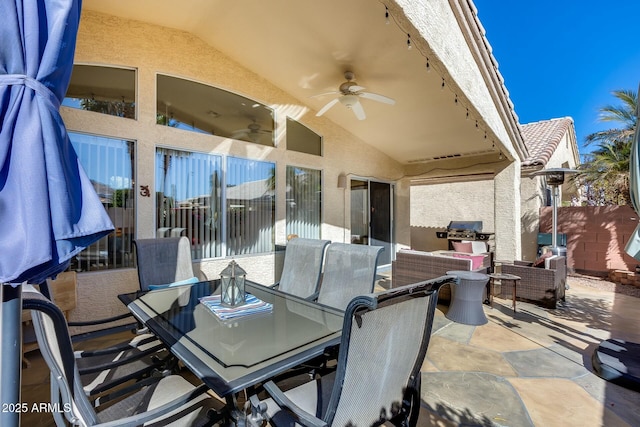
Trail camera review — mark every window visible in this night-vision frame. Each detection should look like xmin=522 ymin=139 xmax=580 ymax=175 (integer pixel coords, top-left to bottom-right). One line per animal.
xmin=156 ymin=149 xmax=275 ymax=259
xmin=156 ymin=74 xmax=274 ymax=146
xmin=156 ymin=148 xmax=223 ymax=260
xmin=226 ymin=157 xmax=275 ymax=255
xmin=286 ymin=166 xmax=322 ymax=239
xmin=69 ymin=133 xmax=135 ymax=271
xmin=286 ymin=118 xmax=322 ymax=156
xmin=63 ymin=65 xmax=136 ymax=119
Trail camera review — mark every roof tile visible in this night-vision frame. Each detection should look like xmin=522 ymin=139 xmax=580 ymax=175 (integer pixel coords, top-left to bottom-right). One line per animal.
xmin=520 ymin=117 xmax=573 ymax=167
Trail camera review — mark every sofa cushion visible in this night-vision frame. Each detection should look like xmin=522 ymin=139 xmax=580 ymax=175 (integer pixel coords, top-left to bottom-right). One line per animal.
xmin=452 ymin=253 xmax=485 ymax=270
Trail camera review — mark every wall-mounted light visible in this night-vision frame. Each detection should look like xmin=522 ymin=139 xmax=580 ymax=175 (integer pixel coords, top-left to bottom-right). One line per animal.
xmin=337 ymin=173 xmax=347 ymax=189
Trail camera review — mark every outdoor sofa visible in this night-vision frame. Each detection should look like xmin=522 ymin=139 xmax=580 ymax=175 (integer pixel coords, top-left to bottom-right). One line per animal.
xmin=500 ymin=255 xmax=567 ymax=308
xmin=391 ymin=249 xmax=491 ymax=303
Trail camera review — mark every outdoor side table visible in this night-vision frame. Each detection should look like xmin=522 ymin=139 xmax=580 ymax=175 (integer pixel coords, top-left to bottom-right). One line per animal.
xmin=488 ymin=273 xmax=521 ymax=312
xmin=445 ymin=270 xmax=490 ymax=325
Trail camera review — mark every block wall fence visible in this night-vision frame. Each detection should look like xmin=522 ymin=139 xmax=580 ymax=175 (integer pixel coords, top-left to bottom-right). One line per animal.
xmin=539 ymin=206 xmax=640 ymax=275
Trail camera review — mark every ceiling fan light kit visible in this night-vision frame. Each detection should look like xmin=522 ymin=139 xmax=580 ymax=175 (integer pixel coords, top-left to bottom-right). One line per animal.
xmin=339 ymin=94 xmax=359 ymax=108
xmin=314 ymin=71 xmax=395 ymax=120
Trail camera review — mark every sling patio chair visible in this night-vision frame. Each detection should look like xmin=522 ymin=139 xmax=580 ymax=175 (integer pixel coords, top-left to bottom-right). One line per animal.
xmin=59 ymin=236 xmax=200 ymax=403
xmin=75 ymin=236 xmax=202 ymax=398
xmin=272 ymin=238 xmax=330 ymax=300
xmin=24 ymin=282 xmax=172 ymax=407
xmin=22 ymin=285 xmax=223 ymax=426
xmin=316 ymin=243 xmax=383 ymax=311
xmin=253 ymin=275 xmax=455 ymax=427
xmin=133 ymin=236 xmax=201 ymax=291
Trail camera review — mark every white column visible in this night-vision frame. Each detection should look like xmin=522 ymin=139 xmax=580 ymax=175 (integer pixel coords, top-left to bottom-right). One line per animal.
xmin=494 ymin=161 xmax=521 ymax=261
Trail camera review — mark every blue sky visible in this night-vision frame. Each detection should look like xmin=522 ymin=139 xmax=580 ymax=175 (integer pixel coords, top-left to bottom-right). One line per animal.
xmin=473 ymin=0 xmax=640 ymax=157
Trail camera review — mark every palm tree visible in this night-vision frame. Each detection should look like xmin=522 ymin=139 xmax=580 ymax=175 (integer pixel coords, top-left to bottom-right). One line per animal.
xmin=576 ymin=89 xmax=637 ymax=205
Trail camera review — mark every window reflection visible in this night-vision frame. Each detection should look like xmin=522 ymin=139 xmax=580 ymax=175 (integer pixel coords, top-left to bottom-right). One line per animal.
xmin=156 ymin=148 xmax=223 ymax=260
xmin=63 ymin=65 xmax=136 ymax=119
xmin=156 ymin=74 xmax=274 ymax=146
xmin=286 ymin=166 xmax=321 ymax=239
xmin=226 ymin=157 xmax=276 ymax=255
xmin=69 ymin=132 xmax=136 ymax=271
xmin=155 ymin=149 xmax=275 ymax=259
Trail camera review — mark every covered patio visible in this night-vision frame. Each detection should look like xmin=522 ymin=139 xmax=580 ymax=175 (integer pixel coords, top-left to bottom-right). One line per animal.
xmin=10 ymin=1 xmax=639 ymax=425
xmin=21 ymin=276 xmax=640 ymax=426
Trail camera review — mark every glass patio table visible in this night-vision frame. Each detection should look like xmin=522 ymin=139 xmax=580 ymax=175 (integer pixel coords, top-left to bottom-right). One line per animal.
xmin=119 ymin=279 xmax=344 ymax=398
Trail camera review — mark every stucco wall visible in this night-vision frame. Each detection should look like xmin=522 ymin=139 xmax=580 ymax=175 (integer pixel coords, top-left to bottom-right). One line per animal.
xmin=410 ymin=179 xmax=495 ymax=251
xmin=64 ymin=10 xmax=406 ymax=325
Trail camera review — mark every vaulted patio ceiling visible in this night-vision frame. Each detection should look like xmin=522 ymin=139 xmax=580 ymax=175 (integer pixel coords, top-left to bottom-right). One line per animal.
xmin=83 ymin=0 xmax=519 ymax=168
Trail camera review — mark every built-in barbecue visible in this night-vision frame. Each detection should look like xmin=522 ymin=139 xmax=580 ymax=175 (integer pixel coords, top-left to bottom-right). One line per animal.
xmin=436 ymin=221 xmax=494 ymax=250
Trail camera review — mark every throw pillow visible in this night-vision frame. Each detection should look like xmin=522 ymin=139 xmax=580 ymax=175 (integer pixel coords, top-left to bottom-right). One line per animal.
xmin=452 ymin=241 xmax=473 ymax=253
xmin=532 ymin=251 xmax=553 ymax=268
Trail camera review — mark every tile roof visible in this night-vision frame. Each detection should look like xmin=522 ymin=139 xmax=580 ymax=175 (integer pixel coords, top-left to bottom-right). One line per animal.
xmin=520 ymin=117 xmax=574 ymax=167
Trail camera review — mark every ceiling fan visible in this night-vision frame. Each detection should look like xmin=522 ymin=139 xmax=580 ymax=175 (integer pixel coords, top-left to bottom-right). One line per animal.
xmin=231 ymin=119 xmax=272 ymax=143
xmin=313 ymin=71 xmax=395 ymax=120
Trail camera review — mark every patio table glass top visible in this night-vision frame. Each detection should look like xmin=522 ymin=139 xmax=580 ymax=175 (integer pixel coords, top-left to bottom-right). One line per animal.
xmin=120 ymin=280 xmax=344 ymax=397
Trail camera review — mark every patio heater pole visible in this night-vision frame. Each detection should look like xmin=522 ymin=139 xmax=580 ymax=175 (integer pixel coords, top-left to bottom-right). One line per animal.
xmin=534 ymin=168 xmax=577 ymax=256
xmin=552 ymin=184 xmax=559 ymax=248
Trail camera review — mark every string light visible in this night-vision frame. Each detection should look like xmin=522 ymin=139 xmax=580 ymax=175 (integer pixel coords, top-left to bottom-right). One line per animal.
xmin=382 ymin=2 xmax=497 ymax=155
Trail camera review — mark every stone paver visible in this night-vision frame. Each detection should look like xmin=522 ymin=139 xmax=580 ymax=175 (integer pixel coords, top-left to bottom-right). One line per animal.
xmin=419 ymin=282 xmax=640 ymax=426
xmin=422 ymin=372 xmax=533 ymax=427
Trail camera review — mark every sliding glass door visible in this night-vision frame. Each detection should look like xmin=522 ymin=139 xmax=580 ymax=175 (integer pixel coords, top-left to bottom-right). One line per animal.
xmin=350 ymin=179 xmax=394 ymax=267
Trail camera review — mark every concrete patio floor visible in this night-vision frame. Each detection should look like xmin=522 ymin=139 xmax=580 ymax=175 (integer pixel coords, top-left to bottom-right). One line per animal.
xmin=418 ymin=279 xmax=640 ymax=426
xmin=20 ymin=278 xmax=640 ymax=426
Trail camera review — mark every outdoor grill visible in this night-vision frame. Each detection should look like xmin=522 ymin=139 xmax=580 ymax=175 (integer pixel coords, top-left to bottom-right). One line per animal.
xmin=436 ymin=221 xmax=494 ymax=248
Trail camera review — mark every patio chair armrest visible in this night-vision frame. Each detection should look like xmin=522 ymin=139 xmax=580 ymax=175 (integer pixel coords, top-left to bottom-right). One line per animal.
xmin=68 ymin=312 xmax=133 ymax=327
xmin=263 ymin=381 xmax=328 ymax=427
xmin=77 ymin=342 xmax=166 ymax=375
xmin=305 ymin=291 xmax=320 ymax=301
xmin=75 ymin=334 xmax=159 ymax=357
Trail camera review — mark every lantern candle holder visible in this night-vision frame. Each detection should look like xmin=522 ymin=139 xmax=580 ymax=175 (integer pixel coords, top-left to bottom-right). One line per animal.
xmin=220 ymin=260 xmax=247 ymax=307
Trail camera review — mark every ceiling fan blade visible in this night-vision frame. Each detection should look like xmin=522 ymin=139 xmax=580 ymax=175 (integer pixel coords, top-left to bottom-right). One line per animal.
xmin=232 ymin=131 xmax=249 ymax=140
xmin=316 ymin=98 xmax=339 ymax=117
xmin=351 ymin=101 xmax=366 ymax=120
xmin=311 ymin=91 xmax=340 ymax=99
xmin=359 ymin=91 xmax=396 ymax=105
